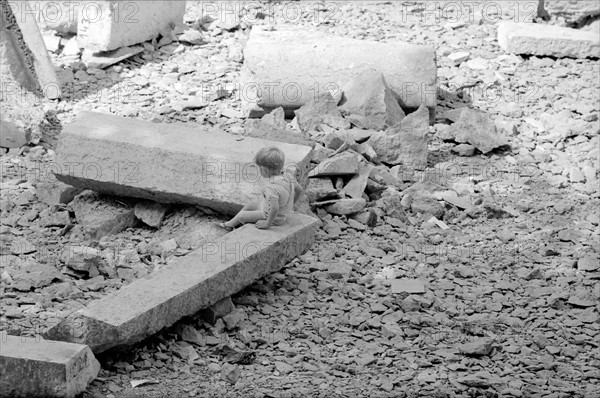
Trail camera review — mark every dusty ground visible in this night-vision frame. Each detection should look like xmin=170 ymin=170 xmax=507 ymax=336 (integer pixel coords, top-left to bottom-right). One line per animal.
xmin=1 ymin=1 xmax=599 ymax=397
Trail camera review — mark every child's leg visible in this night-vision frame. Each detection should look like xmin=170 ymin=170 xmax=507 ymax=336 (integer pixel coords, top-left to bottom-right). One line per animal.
xmin=224 ymin=200 xmax=264 ymax=227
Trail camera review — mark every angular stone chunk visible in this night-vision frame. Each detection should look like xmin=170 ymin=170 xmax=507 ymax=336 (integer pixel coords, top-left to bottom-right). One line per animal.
xmin=45 ymin=213 xmax=319 ymax=353
xmin=339 ymin=70 xmax=405 ymax=131
xmin=240 ymin=26 xmax=437 ymax=118
xmin=77 ymin=1 xmax=187 ymax=52
xmin=308 ymin=152 xmax=359 ymax=177
xmin=498 ymin=21 xmax=600 ymax=59
xmin=540 ymin=0 xmax=600 ymax=26
xmin=0 ymin=334 xmax=100 ymax=398
xmin=53 ymin=111 xmax=313 ymax=216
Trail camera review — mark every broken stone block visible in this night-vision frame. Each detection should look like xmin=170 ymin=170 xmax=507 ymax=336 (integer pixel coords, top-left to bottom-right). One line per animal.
xmin=411 ymin=196 xmax=445 ymax=219
xmin=540 ymin=0 xmax=600 ymax=26
xmin=341 ymin=163 xmax=374 ymax=199
xmin=339 ymin=70 xmax=405 ymax=130
xmin=70 ymin=191 xmax=136 ymax=240
xmin=324 ymin=198 xmax=366 ymax=215
xmin=350 ymin=209 xmax=378 ymax=227
xmin=447 ymin=51 xmax=470 ymax=65
xmin=452 ymin=143 xmax=476 ymax=157
xmin=241 ymin=26 xmax=437 ymax=118
xmin=294 ymin=92 xmax=344 ymax=134
xmin=35 ymin=177 xmax=83 ymax=206
xmin=367 ymin=104 xmax=429 ymax=168
xmin=53 ymin=111 xmax=313 ymax=216
xmin=498 ymin=21 xmax=600 ymax=59
xmin=134 ymin=201 xmax=168 ymax=228
xmin=45 ymin=213 xmax=319 ymax=353
xmin=35 ymin=1 xmax=79 ymax=33
xmin=391 ymin=279 xmax=425 ymax=294
xmin=451 ymin=108 xmax=509 ymax=154
xmin=0 ymin=119 xmax=29 ymax=148
xmin=0 ymin=334 xmax=100 ymax=398
xmin=308 ymin=152 xmax=359 ymax=177
xmin=458 ymin=339 xmax=495 ymax=356
xmin=77 ymin=1 xmax=187 ymax=52
xmin=201 ymin=296 xmax=234 ymax=324
xmin=306 ymin=177 xmax=338 ymax=203
xmin=61 ymin=246 xmax=104 ymax=273
xmin=81 ymin=46 xmax=144 ymax=69
xmin=244 ymin=109 xmax=313 ymax=146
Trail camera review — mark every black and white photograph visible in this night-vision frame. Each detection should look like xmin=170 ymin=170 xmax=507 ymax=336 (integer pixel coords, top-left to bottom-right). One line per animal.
xmin=0 ymin=0 xmax=599 ymax=397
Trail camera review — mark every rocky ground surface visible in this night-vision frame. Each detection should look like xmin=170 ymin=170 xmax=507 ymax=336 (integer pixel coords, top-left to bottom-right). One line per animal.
xmin=1 ymin=1 xmax=599 ymax=397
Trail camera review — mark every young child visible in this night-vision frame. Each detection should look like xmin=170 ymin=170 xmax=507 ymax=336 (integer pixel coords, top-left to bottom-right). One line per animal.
xmin=217 ymin=146 xmax=303 ymax=231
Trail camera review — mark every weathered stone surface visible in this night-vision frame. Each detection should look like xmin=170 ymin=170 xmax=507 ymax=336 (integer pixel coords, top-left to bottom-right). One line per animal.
xmin=309 ymin=152 xmax=359 ymax=177
xmin=577 ymin=255 xmax=600 ymax=272
xmin=45 ymin=213 xmax=319 ymax=353
xmin=53 ymin=111 xmax=313 ymax=216
xmin=77 ymin=1 xmax=187 ymax=52
xmin=498 ymin=21 xmax=600 ymax=59
xmin=451 ymin=108 xmax=509 ymax=154
xmin=35 ymin=176 xmax=83 ymax=206
xmin=324 ymin=198 xmax=366 ymax=215
xmin=70 ymin=191 xmax=136 ymax=240
xmin=0 ymin=118 xmax=29 ymax=148
xmin=540 ymin=0 xmax=600 ymax=26
xmin=294 ymin=92 xmax=344 ymax=134
xmin=0 ymin=334 xmax=100 ymax=398
xmin=241 ymin=26 xmax=437 ymax=118
xmin=391 ymin=279 xmax=425 ymax=294
xmin=35 ymin=0 xmax=79 ymax=33
xmin=367 ymin=104 xmax=429 ymax=168
xmin=339 ymin=70 xmax=405 ymax=130
xmin=134 ymin=201 xmax=168 ymax=228
xmin=306 ymin=177 xmax=338 ymax=203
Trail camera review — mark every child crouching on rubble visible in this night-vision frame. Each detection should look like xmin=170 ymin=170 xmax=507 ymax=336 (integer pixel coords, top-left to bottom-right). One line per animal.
xmin=216 ymin=146 xmax=303 ymax=231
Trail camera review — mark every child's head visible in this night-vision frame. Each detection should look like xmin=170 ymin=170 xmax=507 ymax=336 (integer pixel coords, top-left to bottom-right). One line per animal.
xmin=254 ymin=146 xmax=285 ymax=177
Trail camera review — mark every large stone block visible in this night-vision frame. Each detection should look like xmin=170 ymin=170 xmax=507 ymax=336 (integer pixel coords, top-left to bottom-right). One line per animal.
xmin=540 ymin=0 xmax=600 ymax=26
xmin=240 ymin=26 xmax=437 ymax=119
xmin=77 ymin=1 xmax=186 ymax=52
xmin=0 ymin=333 xmax=100 ymax=398
xmin=498 ymin=21 xmax=600 ymax=58
xmin=52 ymin=111 xmax=313 ymax=216
xmin=45 ymin=213 xmax=319 ymax=353
xmin=34 ymin=0 xmax=79 ymax=33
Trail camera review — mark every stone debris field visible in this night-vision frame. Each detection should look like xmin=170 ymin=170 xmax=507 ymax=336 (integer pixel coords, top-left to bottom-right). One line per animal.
xmin=0 ymin=0 xmax=599 ymax=397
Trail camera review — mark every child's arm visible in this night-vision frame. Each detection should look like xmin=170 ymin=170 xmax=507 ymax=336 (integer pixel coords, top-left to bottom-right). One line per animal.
xmin=256 ymin=197 xmax=279 ymax=229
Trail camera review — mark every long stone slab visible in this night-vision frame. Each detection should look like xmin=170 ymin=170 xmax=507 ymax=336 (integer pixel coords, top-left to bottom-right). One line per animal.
xmin=0 ymin=333 xmax=100 ymax=398
xmin=53 ymin=111 xmax=313 ymax=216
xmin=9 ymin=0 xmax=62 ymax=99
xmin=45 ymin=213 xmax=319 ymax=353
xmin=240 ymin=26 xmax=437 ymax=119
xmin=498 ymin=21 xmax=600 ymax=59
xmin=77 ymin=0 xmax=186 ymax=52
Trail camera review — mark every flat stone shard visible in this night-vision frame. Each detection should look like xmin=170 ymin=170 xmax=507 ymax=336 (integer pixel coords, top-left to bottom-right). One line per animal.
xmin=53 ymin=111 xmax=313 ymax=216
xmin=294 ymin=92 xmax=344 ymax=134
xmin=45 ymin=213 xmax=319 ymax=353
xmin=77 ymin=1 xmax=187 ymax=52
xmin=81 ymin=45 xmax=144 ymax=69
xmin=134 ymin=201 xmax=168 ymax=228
xmin=241 ymin=26 xmax=437 ymax=118
xmin=0 ymin=334 xmax=100 ymax=398
xmin=498 ymin=21 xmax=600 ymax=59
xmin=339 ymin=70 xmax=405 ymax=131
xmin=309 ymin=152 xmax=359 ymax=177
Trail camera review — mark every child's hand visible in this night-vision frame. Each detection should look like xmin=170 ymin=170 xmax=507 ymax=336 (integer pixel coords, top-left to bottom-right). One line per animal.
xmin=255 ymin=220 xmax=270 ymax=229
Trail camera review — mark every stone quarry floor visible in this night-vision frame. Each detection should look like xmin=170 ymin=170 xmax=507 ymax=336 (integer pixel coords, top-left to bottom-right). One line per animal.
xmin=1 ymin=1 xmax=599 ymax=397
